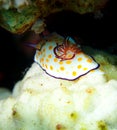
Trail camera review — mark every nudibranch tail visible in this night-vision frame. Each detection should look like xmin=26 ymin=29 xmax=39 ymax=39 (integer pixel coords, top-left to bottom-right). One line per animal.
xmin=24 ymin=39 xmax=46 ymax=51
xmin=24 ymin=43 xmax=41 ymax=51
xmin=34 ymin=33 xmax=100 ymax=81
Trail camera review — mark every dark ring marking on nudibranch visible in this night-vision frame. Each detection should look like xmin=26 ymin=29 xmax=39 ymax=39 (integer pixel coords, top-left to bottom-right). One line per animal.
xmin=35 ymin=60 xmax=100 ymax=81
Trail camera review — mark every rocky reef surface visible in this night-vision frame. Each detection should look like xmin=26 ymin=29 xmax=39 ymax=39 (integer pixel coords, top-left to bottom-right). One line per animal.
xmin=0 ymin=0 xmax=108 ymax=34
xmin=0 ymin=36 xmax=117 ymax=129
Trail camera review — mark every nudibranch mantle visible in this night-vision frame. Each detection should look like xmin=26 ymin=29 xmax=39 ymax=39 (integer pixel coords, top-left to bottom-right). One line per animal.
xmin=34 ymin=33 xmax=99 ymax=80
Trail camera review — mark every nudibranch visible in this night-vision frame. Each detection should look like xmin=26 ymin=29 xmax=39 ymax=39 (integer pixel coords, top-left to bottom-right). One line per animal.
xmin=34 ymin=33 xmax=100 ymax=80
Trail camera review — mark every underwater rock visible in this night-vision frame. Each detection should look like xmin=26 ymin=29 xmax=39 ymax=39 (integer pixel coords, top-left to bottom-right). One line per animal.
xmin=0 ymin=0 xmax=108 ymax=34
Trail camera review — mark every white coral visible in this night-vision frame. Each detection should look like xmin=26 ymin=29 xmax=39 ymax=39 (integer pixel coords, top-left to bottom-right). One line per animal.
xmin=0 ymin=46 xmax=117 ymax=129
xmin=13 ymin=0 xmax=31 ymax=11
xmin=0 ymin=0 xmax=32 ymax=10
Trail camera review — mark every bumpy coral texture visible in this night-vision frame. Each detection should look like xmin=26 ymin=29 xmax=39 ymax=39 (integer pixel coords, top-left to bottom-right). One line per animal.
xmin=0 ymin=46 xmax=117 ymax=130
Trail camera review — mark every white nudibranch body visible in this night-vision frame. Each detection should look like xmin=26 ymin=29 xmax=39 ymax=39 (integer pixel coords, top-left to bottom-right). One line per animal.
xmin=34 ymin=34 xmax=100 ymax=80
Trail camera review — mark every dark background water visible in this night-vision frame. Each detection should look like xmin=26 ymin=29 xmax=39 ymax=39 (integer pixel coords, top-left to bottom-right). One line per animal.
xmin=0 ymin=0 xmax=117 ymax=91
